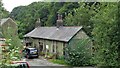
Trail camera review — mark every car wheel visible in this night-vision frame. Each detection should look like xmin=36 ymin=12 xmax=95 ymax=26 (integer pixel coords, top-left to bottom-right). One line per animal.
xmin=36 ymin=56 xmax=39 ymax=58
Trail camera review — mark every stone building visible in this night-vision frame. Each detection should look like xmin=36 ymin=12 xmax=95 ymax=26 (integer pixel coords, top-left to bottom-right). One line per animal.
xmin=24 ymin=14 xmax=92 ymax=57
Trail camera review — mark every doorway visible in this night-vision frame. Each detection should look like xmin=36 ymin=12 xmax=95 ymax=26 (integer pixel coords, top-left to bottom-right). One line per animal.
xmin=39 ymin=42 xmax=43 ymax=52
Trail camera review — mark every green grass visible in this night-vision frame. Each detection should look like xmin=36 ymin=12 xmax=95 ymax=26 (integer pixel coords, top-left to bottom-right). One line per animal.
xmin=49 ymin=59 xmax=69 ymax=65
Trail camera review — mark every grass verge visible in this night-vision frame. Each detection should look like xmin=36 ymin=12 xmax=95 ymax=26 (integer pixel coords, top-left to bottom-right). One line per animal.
xmin=49 ymin=59 xmax=69 ymax=66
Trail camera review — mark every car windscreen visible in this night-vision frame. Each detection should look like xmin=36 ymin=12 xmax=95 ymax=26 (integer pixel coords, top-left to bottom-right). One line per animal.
xmin=30 ymin=49 xmax=37 ymax=51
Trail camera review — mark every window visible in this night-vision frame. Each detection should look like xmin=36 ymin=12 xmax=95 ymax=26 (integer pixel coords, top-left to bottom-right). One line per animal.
xmin=39 ymin=42 xmax=43 ymax=52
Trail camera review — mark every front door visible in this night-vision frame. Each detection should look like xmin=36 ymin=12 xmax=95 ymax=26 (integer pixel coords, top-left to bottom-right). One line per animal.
xmin=39 ymin=42 xmax=43 ymax=52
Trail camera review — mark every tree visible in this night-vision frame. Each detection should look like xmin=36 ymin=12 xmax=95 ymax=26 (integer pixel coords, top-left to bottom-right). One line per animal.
xmin=0 ymin=0 xmax=9 ymax=18
xmin=65 ymin=2 xmax=98 ymax=37
xmin=91 ymin=3 xmax=119 ymax=66
xmin=0 ymin=0 xmax=3 ymax=19
xmin=10 ymin=2 xmax=79 ymax=39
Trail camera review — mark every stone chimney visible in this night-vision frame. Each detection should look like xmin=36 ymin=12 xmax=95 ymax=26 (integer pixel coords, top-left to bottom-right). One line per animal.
xmin=35 ymin=18 xmax=41 ymax=28
xmin=56 ymin=14 xmax=63 ymax=28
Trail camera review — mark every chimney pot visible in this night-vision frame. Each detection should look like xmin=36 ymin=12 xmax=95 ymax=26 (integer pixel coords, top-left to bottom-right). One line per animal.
xmin=56 ymin=14 xmax=63 ymax=28
xmin=58 ymin=14 xmax=62 ymax=20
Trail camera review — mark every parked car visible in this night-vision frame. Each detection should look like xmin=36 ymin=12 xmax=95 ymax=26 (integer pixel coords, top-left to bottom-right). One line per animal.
xmin=22 ymin=48 xmax=39 ymax=59
xmin=10 ymin=61 xmax=30 ymax=68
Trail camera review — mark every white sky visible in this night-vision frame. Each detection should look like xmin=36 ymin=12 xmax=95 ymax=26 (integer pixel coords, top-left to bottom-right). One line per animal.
xmin=2 ymin=0 xmax=42 ymax=12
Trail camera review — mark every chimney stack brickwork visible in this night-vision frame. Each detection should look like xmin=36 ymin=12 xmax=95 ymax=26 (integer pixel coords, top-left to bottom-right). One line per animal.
xmin=56 ymin=14 xmax=63 ymax=28
xmin=35 ymin=18 xmax=41 ymax=28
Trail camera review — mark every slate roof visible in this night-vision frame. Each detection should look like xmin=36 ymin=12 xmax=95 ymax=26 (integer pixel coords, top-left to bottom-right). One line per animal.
xmin=0 ymin=18 xmax=9 ymax=38
xmin=0 ymin=18 xmax=9 ymax=25
xmin=24 ymin=26 xmax=82 ymax=42
xmin=0 ymin=18 xmax=17 ymax=26
xmin=0 ymin=18 xmax=15 ymax=38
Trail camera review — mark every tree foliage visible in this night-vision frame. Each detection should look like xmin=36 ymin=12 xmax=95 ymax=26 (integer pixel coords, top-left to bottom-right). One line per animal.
xmin=0 ymin=0 xmax=2 ymax=18
xmin=10 ymin=2 xmax=79 ymax=38
xmin=0 ymin=27 xmax=23 ymax=66
xmin=65 ymin=2 xmax=99 ymax=37
xmin=66 ymin=39 xmax=92 ymax=66
xmin=65 ymin=2 xmax=119 ymax=66
xmin=91 ymin=3 xmax=119 ymax=66
xmin=0 ymin=0 xmax=9 ymax=18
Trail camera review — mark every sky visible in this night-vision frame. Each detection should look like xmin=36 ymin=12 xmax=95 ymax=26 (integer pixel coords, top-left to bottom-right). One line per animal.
xmin=2 ymin=0 xmax=42 ymax=12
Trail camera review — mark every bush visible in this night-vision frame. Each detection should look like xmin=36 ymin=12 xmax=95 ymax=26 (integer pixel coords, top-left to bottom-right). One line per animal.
xmin=45 ymin=53 xmax=56 ymax=59
xmin=65 ymin=39 xmax=92 ymax=66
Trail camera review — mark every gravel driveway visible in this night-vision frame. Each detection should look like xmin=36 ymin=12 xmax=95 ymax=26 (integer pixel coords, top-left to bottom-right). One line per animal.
xmin=24 ymin=57 xmax=64 ymax=66
xmin=23 ymin=57 xmax=95 ymax=68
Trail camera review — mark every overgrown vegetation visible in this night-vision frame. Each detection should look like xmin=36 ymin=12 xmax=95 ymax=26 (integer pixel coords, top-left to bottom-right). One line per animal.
xmin=0 ymin=27 xmax=23 ymax=67
xmin=64 ymin=2 xmax=119 ymax=67
xmin=65 ymin=39 xmax=92 ymax=66
xmin=0 ymin=1 xmax=22 ymax=66
xmin=91 ymin=3 xmax=119 ymax=66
